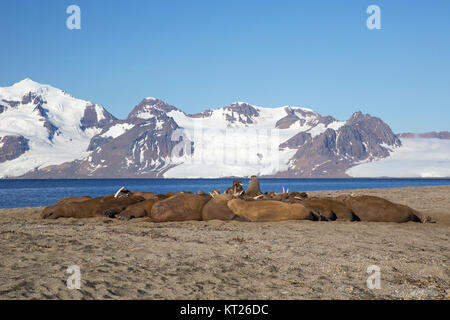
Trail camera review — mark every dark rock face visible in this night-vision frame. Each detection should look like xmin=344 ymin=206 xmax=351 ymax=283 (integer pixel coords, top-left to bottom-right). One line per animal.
xmin=276 ymin=108 xmax=302 ymax=129
xmin=0 ymin=99 xmax=20 ymax=113
xmin=83 ymin=117 xmax=180 ymax=177
xmin=279 ymin=112 xmax=401 ymax=177
xmin=0 ymin=135 xmax=30 ymax=163
xmin=85 ymin=97 xmax=183 ymax=154
xmin=275 ymin=107 xmax=336 ymax=129
xmin=279 ymin=132 xmax=312 ymax=149
xmin=398 ymin=131 xmax=450 ymax=140
xmin=80 ymin=104 xmax=116 ymax=130
xmin=223 ymin=102 xmax=260 ymax=124
xmin=87 ymin=135 xmax=114 ymax=151
xmin=188 ymin=109 xmax=213 ymax=118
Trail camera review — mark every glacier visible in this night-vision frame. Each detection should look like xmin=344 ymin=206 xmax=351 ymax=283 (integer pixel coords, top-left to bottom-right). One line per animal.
xmin=346 ymin=138 xmax=450 ymax=178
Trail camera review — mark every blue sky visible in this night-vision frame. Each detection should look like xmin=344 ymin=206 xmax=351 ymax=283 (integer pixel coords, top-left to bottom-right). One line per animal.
xmin=1 ymin=0 xmax=449 ymax=133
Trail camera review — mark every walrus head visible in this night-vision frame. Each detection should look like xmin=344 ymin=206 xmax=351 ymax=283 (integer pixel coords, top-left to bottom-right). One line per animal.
xmin=114 ymin=187 xmax=125 ymax=198
xmin=245 ymin=176 xmax=262 ymax=197
xmin=232 ymin=180 xmax=244 ymax=192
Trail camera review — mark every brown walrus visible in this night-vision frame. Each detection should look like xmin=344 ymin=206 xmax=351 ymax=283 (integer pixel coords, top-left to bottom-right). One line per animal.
xmin=202 ymin=193 xmax=242 ymax=221
xmin=244 ymin=176 xmax=262 ymax=198
xmin=116 ymin=198 xmax=158 ymax=220
xmin=41 ymin=195 xmax=145 ymax=219
xmin=149 ymin=193 xmax=211 ymax=222
xmin=300 ymin=197 xmax=358 ymax=221
xmin=225 ymin=180 xmax=244 ymax=196
xmin=41 ymin=196 xmax=92 ymax=218
xmin=334 ymin=195 xmax=431 ymax=223
xmin=227 ymin=199 xmax=317 ymax=222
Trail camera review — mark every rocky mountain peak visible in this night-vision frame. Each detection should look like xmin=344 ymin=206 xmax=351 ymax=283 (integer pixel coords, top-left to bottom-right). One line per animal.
xmin=127 ymin=97 xmax=179 ymax=121
xmin=347 ymin=111 xmax=369 ymax=123
xmin=222 ymin=102 xmax=260 ymax=124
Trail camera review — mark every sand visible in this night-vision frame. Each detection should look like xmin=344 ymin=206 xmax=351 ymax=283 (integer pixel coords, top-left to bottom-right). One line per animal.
xmin=0 ymin=185 xmax=449 ymax=300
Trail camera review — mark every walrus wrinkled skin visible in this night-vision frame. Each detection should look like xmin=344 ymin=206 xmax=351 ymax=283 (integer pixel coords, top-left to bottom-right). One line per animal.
xmin=149 ymin=193 xmax=211 ymax=222
xmin=129 ymin=192 xmax=157 ymax=200
xmin=301 ymin=197 xmax=359 ymax=221
xmin=41 ymin=195 xmax=144 ymax=219
xmin=54 ymin=196 xmax=92 ymax=205
xmin=117 ymin=199 xmax=158 ymax=220
xmin=202 ymin=194 xmax=238 ymax=221
xmin=227 ymin=199 xmax=316 ymax=222
xmin=335 ymin=195 xmax=431 ymax=223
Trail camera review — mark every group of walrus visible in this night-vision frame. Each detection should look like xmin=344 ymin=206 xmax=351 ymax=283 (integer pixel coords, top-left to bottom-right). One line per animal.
xmin=40 ymin=176 xmax=432 ymax=223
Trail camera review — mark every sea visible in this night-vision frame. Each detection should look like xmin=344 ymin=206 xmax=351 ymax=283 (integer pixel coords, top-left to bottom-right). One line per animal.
xmin=0 ymin=178 xmax=449 ymax=209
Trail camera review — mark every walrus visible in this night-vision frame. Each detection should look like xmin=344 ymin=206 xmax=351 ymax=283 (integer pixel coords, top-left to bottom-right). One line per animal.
xmin=334 ymin=195 xmax=431 ymax=223
xmin=202 ymin=193 xmax=244 ymax=221
xmin=116 ymin=198 xmax=158 ymax=220
xmin=225 ymin=180 xmax=244 ymax=196
xmin=244 ymin=176 xmax=262 ymax=198
xmin=227 ymin=199 xmax=317 ymax=222
xmin=41 ymin=196 xmax=92 ymax=218
xmin=41 ymin=195 xmax=145 ymax=219
xmin=300 ymin=197 xmax=358 ymax=221
xmin=149 ymin=193 xmax=211 ymax=222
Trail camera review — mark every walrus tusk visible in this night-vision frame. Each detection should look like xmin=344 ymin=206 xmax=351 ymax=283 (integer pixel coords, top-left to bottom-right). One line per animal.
xmin=253 ymin=195 xmax=263 ymax=200
xmin=114 ymin=187 xmax=125 ymax=198
xmin=282 ymin=186 xmax=285 ymax=193
xmin=286 ymin=188 xmax=289 ymax=193
xmin=294 ymin=196 xmax=303 ymax=200
xmin=209 ymin=192 xmax=215 ymax=198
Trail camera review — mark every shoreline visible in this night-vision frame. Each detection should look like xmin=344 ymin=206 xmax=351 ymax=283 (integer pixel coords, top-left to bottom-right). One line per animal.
xmin=0 ymin=185 xmax=449 ymax=299
xmin=1 ymin=184 xmax=450 ymax=211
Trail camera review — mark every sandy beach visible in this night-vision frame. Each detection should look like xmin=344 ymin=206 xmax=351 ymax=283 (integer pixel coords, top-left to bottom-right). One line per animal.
xmin=0 ymin=185 xmax=449 ymax=300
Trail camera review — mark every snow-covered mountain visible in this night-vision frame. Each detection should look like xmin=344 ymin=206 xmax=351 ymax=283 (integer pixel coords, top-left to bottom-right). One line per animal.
xmin=1 ymin=79 xmax=447 ymax=178
xmin=0 ymin=79 xmax=116 ymax=177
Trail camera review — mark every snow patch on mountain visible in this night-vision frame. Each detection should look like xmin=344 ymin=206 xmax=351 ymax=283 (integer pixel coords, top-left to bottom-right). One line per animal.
xmin=100 ymin=123 xmax=135 ymax=139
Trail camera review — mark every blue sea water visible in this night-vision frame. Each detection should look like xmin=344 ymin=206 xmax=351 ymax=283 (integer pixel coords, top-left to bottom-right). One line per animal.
xmin=0 ymin=178 xmax=449 ymax=209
